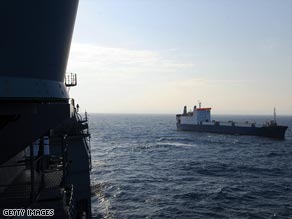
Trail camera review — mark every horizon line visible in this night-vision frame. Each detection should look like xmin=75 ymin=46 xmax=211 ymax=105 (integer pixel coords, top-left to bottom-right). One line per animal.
xmin=82 ymin=112 xmax=292 ymax=116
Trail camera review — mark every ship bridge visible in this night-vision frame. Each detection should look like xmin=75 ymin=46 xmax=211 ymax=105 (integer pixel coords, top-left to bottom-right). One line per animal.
xmin=177 ymin=105 xmax=211 ymax=125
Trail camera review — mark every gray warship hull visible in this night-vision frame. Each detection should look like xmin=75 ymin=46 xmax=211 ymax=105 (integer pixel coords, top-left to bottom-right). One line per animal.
xmin=0 ymin=0 xmax=93 ymax=218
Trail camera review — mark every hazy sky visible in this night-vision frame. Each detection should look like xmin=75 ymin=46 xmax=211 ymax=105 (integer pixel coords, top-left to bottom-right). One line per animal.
xmin=67 ymin=0 xmax=292 ymax=115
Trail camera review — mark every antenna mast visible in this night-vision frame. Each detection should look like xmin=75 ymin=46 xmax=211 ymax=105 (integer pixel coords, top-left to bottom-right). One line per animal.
xmin=274 ymin=107 xmax=277 ymax=124
xmin=198 ymin=100 xmax=201 ymax=109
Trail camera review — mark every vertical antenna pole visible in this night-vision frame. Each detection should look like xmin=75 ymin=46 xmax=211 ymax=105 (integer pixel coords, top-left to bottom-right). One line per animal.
xmin=274 ymin=107 xmax=277 ymax=123
xmin=198 ymin=101 xmax=201 ymax=109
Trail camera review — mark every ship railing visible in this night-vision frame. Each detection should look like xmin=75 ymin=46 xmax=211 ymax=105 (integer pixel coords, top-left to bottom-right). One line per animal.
xmin=86 ymin=135 xmax=92 ymax=170
xmin=75 ymin=110 xmax=88 ymax=124
xmin=0 ymin=152 xmax=62 ymax=207
xmin=75 ymin=111 xmax=92 ymax=170
xmin=0 ymin=154 xmax=43 ymax=197
xmin=80 ymin=127 xmax=92 ymax=170
xmin=0 ymin=135 xmax=67 ymax=197
xmin=61 ymin=134 xmax=69 ymax=186
xmin=64 ymin=184 xmax=75 ymax=219
xmin=54 ymin=108 xmax=92 ymax=171
xmin=227 ymin=121 xmax=259 ymax=127
xmin=202 ymin=120 xmax=261 ymax=127
xmin=65 ymin=73 xmax=77 ymax=87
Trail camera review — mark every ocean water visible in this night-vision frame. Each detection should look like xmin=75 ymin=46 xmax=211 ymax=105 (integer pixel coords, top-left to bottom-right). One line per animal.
xmin=89 ymin=114 xmax=292 ymax=219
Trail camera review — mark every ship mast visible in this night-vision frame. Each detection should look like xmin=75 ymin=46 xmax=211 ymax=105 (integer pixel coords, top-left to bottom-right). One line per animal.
xmin=274 ymin=107 xmax=277 ymax=124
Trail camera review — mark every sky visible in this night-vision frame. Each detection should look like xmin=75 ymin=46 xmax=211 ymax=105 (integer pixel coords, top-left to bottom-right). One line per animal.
xmin=67 ymin=0 xmax=292 ymax=115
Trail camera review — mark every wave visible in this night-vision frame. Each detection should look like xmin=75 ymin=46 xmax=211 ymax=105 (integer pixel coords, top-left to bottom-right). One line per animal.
xmin=157 ymin=142 xmax=197 ymax=148
xmin=89 ymin=114 xmax=292 ymax=219
xmin=157 ymin=137 xmax=195 ymax=143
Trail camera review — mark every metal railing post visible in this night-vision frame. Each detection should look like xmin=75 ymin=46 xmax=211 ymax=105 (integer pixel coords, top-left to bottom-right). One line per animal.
xmin=62 ymin=134 xmax=68 ymax=186
xmin=39 ymin=137 xmax=45 ymax=189
xmin=30 ymin=144 xmax=35 ymax=203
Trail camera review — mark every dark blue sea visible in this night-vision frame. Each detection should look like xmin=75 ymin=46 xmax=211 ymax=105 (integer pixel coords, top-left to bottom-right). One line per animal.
xmin=89 ymin=114 xmax=292 ymax=219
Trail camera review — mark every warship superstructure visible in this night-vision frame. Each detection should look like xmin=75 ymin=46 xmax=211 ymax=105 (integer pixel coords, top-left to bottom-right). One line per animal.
xmin=0 ymin=1 xmax=92 ymax=218
xmin=176 ymin=104 xmax=288 ymax=139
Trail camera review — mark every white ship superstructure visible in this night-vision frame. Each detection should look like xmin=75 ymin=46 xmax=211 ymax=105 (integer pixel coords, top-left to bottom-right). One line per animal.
xmin=177 ymin=105 xmax=211 ymax=125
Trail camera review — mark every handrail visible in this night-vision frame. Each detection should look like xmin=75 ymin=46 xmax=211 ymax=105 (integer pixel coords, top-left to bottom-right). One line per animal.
xmin=0 ymin=163 xmax=26 ymax=168
xmin=65 ymin=184 xmax=75 ymax=218
xmin=73 ymin=111 xmax=92 ymax=170
xmin=0 ymin=182 xmax=32 ymax=187
xmin=0 ymin=155 xmax=44 ymax=169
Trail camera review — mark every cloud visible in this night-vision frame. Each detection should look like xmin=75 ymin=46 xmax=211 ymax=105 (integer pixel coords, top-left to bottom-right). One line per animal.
xmin=67 ymin=43 xmax=194 ymax=83
xmin=66 ymin=43 xmax=292 ymax=114
xmin=66 ymin=42 xmax=196 ymax=112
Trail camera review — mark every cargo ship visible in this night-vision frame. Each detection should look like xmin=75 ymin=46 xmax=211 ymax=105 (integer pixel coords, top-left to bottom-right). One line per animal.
xmin=176 ymin=103 xmax=288 ymax=139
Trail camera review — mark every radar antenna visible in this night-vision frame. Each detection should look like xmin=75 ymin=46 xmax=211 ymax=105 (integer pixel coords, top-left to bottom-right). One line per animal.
xmin=198 ymin=100 xmax=202 ymax=109
xmin=65 ymin=72 xmax=77 ymax=93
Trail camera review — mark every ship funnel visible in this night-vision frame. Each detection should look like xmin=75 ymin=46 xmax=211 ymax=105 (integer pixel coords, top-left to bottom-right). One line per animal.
xmin=0 ymin=0 xmax=79 ymax=100
xmin=183 ymin=106 xmax=187 ymax=115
